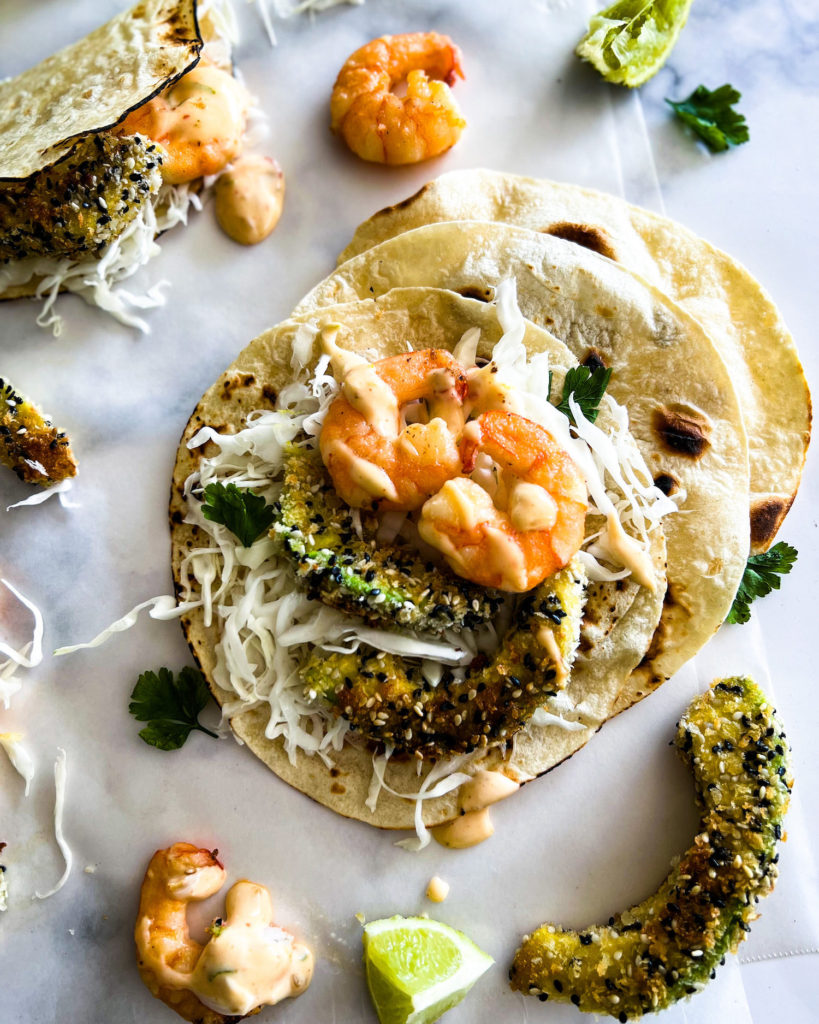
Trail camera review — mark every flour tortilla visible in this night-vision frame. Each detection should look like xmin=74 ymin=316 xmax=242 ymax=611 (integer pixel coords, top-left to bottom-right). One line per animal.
xmin=338 ymin=169 xmax=810 ymax=552
xmin=296 ymin=225 xmax=751 ymax=702
xmin=171 ymin=288 xmax=666 ymax=829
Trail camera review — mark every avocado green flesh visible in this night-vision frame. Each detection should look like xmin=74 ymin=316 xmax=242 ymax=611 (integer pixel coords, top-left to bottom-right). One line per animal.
xmin=511 ymin=677 xmax=793 ymax=1017
xmin=0 ymin=132 xmax=163 ymax=261
xmin=303 ymin=562 xmax=584 ymax=758
xmin=272 ymin=446 xmax=503 ymax=633
xmin=0 ymin=378 xmax=76 ymax=486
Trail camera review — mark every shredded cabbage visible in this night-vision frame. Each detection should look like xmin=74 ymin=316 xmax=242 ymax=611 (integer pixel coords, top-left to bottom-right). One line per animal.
xmin=6 ymin=478 xmax=78 ymax=512
xmin=0 ymin=733 xmax=36 ymax=795
xmin=33 ymin=748 xmax=72 ymax=901
xmin=0 ymin=579 xmax=44 ymax=710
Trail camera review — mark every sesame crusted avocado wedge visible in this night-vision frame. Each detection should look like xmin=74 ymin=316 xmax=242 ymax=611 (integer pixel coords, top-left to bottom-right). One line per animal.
xmin=171 ymin=286 xmax=668 ymax=832
xmin=0 ymin=0 xmax=251 ymax=332
xmin=0 ymin=378 xmax=76 ymax=487
xmin=511 ymin=677 xmax=793 ymax=1017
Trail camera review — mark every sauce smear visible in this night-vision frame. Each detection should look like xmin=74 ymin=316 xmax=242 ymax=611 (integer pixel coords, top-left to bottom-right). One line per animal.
xmin=215 ymin=156 xmax=286 ymax=245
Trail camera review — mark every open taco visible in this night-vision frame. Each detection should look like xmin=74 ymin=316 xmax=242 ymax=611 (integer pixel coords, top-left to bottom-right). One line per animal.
xmin=337 ymin=169 xmax=810 ymax=553
xmin=0 ymin=0 xmax=248 ymax=332
xmin=168 ymin=283 xmax=746 ymax=835
xmin=296 ymin=223 xmax=751 ymax=704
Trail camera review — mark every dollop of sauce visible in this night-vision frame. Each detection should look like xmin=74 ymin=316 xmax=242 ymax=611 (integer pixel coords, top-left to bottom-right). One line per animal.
xmin=214 ymin=156 xmax=286 ymax=246
xmin=432 ymin=770 xmax=520 ymax=849
xmin=537 ymin=624 xmax=569 ymax=687
xmin=425 ymin=876 xmax=450 ymax=903
xmin=190 ymin=881 xmax=314 ymax=1017
xmin=118 ymin=61 xmax=249 ymax=185
xmin=603 ymin=513 xmax=656 ymax=591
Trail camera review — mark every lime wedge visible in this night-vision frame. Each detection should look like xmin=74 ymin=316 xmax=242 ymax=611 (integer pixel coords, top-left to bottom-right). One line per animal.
xmin=363 ymin=916 xmax=493 ymax=1024
xmin=576 ymin=0 xmax=694 ymax=88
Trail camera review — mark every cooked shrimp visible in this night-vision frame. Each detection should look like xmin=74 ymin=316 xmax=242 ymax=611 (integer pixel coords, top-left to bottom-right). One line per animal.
xmin=330 ymin=32 xmax=466 ymax=164
xmin=135 ymin=843 xmax=229 ymax=1023
xmin=117 ymin=61 xmax=248 ymax=185
xmin=320 ymin=348 xmax=469 ymax=510
xmin=418 ymin=410 xmax=588 ymax=591
xmin=135 ymin=843 xmax=313 ymax=1023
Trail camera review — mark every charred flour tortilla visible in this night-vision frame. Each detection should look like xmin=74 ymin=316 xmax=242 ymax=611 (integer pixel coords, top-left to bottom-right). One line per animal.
xmin=170 ymin=288 xmax=666 ymax=829
xmin=338 ymin=169 xmax=810 ymax=553
xmin=295 ymin=227 xmax=751 ymax=704
xmin=0 ymin=0 xmax=202 ymax=300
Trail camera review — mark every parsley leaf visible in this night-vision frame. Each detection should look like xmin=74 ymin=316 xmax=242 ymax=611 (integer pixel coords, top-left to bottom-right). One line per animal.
xmin=202 ymin=482 xmax=275 ymax=547
xmin=556 ymin=365 xmax=613 ymax=425
xmin=666 ymin=84 xmax=749 ymax=152
xmin=129 ymin=667 xmax=218 ymax=750
xmin=726 ymin=542 xmax=798 ymax=625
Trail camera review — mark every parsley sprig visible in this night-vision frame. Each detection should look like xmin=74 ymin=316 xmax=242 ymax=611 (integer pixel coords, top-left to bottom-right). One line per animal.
xmin=556 ymin=365 xmax=613 ymax=425
xmin=129 ymin=667 xmax=218 ymax=750
xmin=666 ymin=84 xmax=749 ymax=153
xmin=202 ymin=482 xmax=275 ymax=547
xmin=726 ymin=542 xmax=798 ymax=625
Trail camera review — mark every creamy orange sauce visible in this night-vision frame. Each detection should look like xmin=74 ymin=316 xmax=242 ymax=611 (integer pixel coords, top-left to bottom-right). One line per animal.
xmin=508 ymin=480 xmax=558 ymax=532
xmin=323 ymin=440 xmax=400 ymax=502
xmin=537 ymin=624 xmax=569 ymax=687
xmin=214 ymin=156 xmax=285 ymax=245
xmin=118 ymin=61 xmax=248 ymax=185
xmin=604 ymin=513 xmax=656 ymax=590
xmin=432 ymin=770 xmax=520 ymax=849
xmin=425 ymin=876 xmax=450 ymax=902
xmin=190 ymin=882 xmax=313 ymax=1016
xmin=343 ymin=363 xmax=399 ymax=438
xmin=466 ymin=363 xmax=520 ymax=416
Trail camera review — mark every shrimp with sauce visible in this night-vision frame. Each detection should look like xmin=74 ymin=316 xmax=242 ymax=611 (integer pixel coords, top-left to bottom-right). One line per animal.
xmin=320 ymin=344 xmax=469 ymax=510
xmin=117 ymin=60 xmax=249 ymax=185
xmin=330 ymin=32 xmax=466 ymax=164
xmin=135 ymin=843 xmax=313 ymax=1023
xmin=419 ymin=410 xmax=588 ymax=592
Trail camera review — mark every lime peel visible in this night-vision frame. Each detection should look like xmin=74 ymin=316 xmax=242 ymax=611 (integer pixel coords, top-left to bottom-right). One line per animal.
xmin=363 ymin=915 xmax=493 ymax=1024
xmin=576 ymin=0 xmax=694 ymax=88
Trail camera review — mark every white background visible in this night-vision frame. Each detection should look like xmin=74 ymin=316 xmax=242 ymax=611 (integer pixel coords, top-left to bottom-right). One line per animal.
xmin=0 ymin=1 xmax=817 ymax=1022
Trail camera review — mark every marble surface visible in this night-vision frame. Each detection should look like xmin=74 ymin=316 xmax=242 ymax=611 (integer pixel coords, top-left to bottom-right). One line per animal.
xmin=1 ymin=1 xmax=818 ymax=1022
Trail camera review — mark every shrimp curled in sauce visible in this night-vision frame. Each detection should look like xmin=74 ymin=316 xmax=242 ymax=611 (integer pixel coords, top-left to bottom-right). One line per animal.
xmin=418 ymin=410 xmax=588 ymax=592
xmin=118 ymin=61 xmax=249 ymax=185
xmin=320 ymin=348 xmax=469 ymax=511
xmin=330 ymin=32 xmax=466 ymax=164
xmin=135 ymin=843 xmax=313 ymax=1023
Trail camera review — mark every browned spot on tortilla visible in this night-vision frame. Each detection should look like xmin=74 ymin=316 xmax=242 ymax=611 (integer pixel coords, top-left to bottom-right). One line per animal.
xmin=329 ymin=767 xmax=341 ymax=778
xmin=653 ymin=472 xmax=680 ymax=496
xmin=456 ymin=285 xmax=494 ymax=302
xmin=636 ymin=584 xmax=676 ymax=680
xmin=596 ymin=305 xmax=615 ymax=318
xmin=171 ymin=509 xmax=184 ymax=525
xmin=544 ymin=222 xmax=617 ymax=261
xmin=652 ymin=405 xmax=712 ymax=459
xmin=583 ymin=348 xmax=608 ymax=372
xmin=330 ymin=782 xmax=346 ymax=795
xmin=374 ymin=182 xmax=431 ymax=218
xmin=750 ymin=496 xmax=793 ymax=551
xmin=262 ymin=385 xmax=277 ymax=406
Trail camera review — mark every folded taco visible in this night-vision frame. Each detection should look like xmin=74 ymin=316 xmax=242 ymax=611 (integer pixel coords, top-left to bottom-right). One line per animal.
xmin=337 ymin=169 xmax=811 ymax=553
xmin=169 ymin=285 xmax=714 ymax=835
xmin=0 ymin=0 xmax=249 ymax=332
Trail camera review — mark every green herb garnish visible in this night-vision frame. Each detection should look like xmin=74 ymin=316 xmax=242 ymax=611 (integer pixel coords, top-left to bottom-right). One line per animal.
xmin=666 ymin=84 xmax=749 ymax=152
xmin=726 ymin=542 xmax=797 ymax=625
xmin=202 ymin=482 xmax=275 ymax=547
xmin=556 ymin=365 xmax=613 ymax=425
xmin=129 ymin=667 xmax=218 ymax=750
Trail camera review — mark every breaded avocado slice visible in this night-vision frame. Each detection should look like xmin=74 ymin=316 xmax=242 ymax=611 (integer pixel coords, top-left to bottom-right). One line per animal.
xmin=272 ymin=446 xmax=503 ymax=633
xmin=0 ymin=378 xmax=77 ymax=486
xmin=510 ymin=677 xmax=793 ymax=1018
xmin=303 ymin=560 xmax=585 ymax=757
xmin=0 ymin=132 xmax=163 ymax=261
